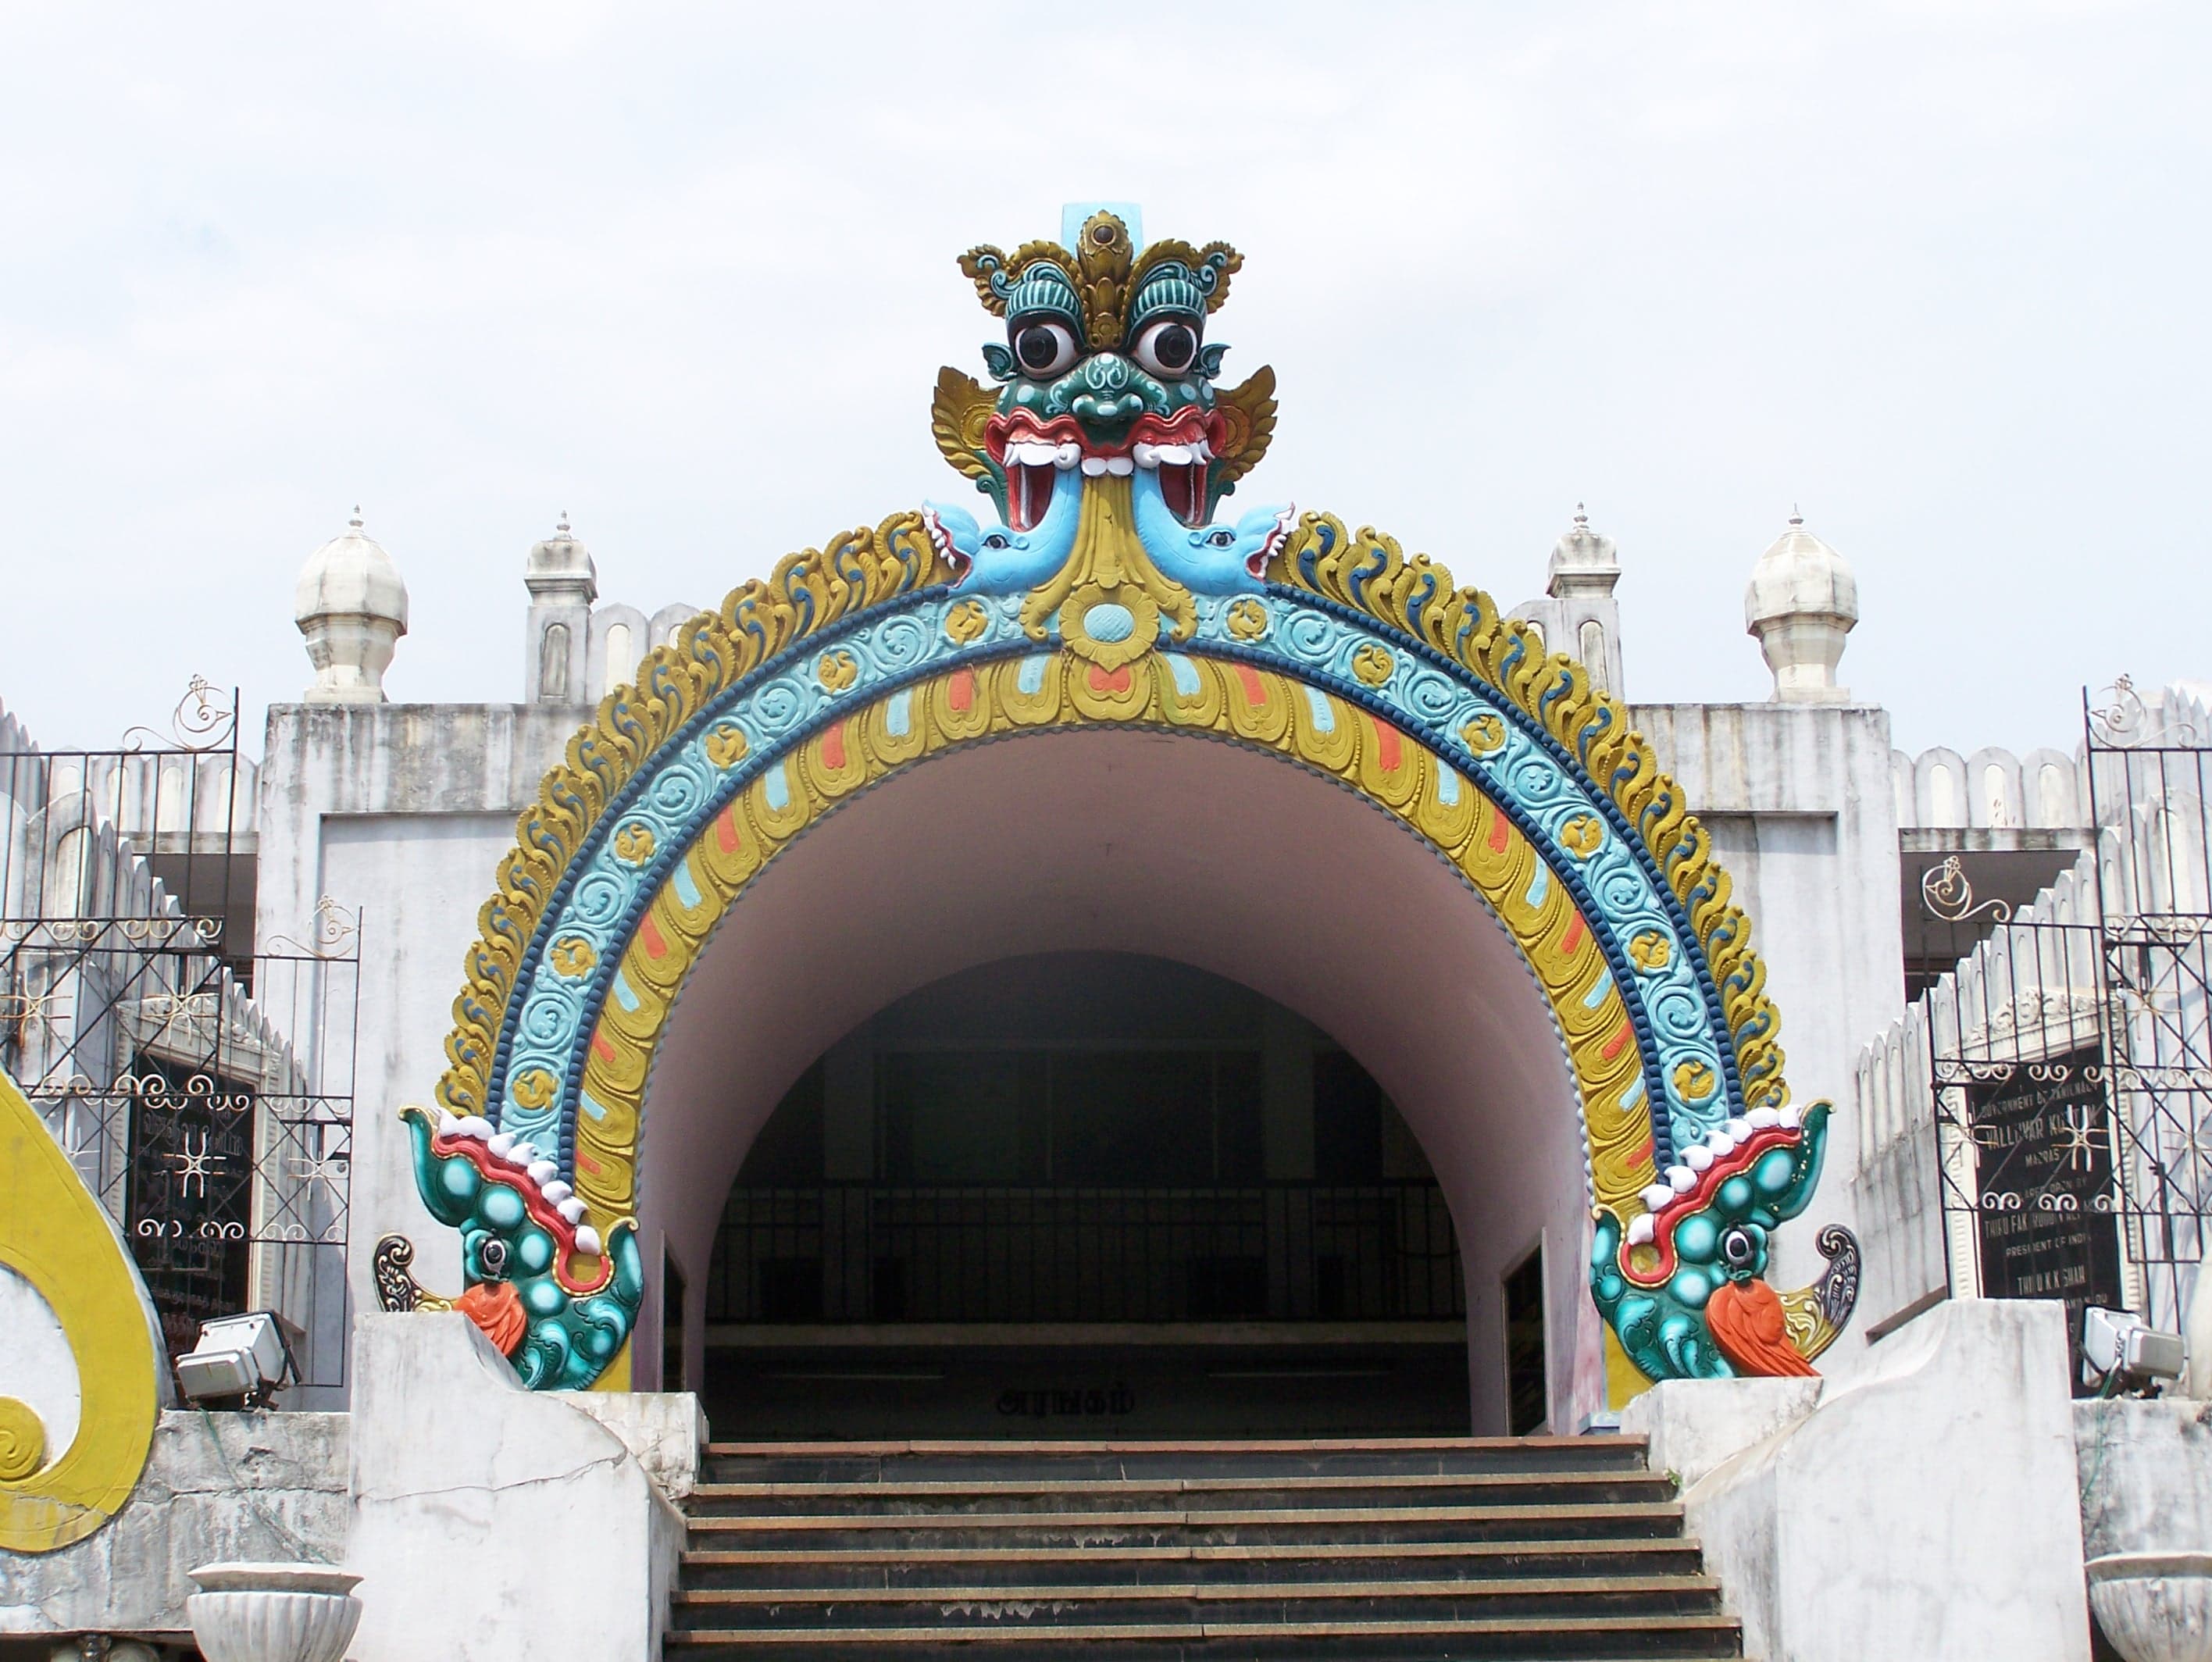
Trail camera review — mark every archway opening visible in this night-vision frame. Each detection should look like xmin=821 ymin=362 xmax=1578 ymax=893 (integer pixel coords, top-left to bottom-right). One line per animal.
xmin=703 ymin=951 xmax=1472 ymax=1438
xmin=631 ymin=727 xmax=1599 ymax=1435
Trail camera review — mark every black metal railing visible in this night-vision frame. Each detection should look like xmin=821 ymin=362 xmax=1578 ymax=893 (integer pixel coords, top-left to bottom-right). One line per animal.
xmin=706 ymin=1183 xmax=1465 ymax=1325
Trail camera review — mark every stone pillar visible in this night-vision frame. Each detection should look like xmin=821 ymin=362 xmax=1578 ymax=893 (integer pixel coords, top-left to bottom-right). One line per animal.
xmin=523 ymin=518 xmax=598 ymax=704
xmin=1546 ymin=506 xmax=1625 ymax=696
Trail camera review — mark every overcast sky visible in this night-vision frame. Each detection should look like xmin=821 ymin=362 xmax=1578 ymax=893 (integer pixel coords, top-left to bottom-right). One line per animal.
xmin=0 ymin=2 xmax=2203 ymax=760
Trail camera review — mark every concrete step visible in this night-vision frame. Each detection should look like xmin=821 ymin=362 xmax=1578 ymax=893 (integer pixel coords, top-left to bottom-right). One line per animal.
xmin=701 ymin=1436 xmax=1650 ymax=1484
xmin=661 ymin=1613 xmax=1743 ymax=1659
xmin=669 ymin=1574 xmax=1725 ymax=1627
xmin=684 ymin=1470 xmax=1674 ymax=1518
xmin=678 ymin=1536 xmax=1710 ymax=1591
xmin=682 ymin=1500 xmax=1692 ymax=1551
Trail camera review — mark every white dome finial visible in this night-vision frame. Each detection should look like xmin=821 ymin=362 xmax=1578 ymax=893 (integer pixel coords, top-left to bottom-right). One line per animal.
xmin=294 ymin=510 xmax=409 ymax=704
xmin=1745 ymin=508 xmax=1857 ymax=704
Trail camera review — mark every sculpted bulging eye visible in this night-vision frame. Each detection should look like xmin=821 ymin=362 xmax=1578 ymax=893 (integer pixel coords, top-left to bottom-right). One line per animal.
xmin=479 ymin=1237 xmax=508 ymax=1278
xmin=1009 ymin=319 xmax=1078 ymax=378
xmin=1719 ymin=1225 xmax=1757 ymax=1271
xmin=1132 ymin=317 xmax=1200 ymax=377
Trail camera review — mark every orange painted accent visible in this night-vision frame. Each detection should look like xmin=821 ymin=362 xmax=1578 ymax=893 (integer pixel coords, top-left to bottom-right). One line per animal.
xmin=1487 ymin=808 xmax=1512 ymax=855
xmin=576 ymin=1150 xmax=603 ymax=1175
xmin=1235 ymin=665 xmax=1265 ymax=707
xmin=1629 ymin=1138 xmax=1654 ymax=1168
xmin=457 ymin=1281 xmax=527 ymax=1357
xmin=821 ymin=721 xmax=847 ymax=771
xmin=1088 ymin=664 xmax=1133 ymax=695
xmin=590 ymin=1031 xmax=616 ymax=1064
xmin=1602 ymin=1019 xmax=1635 ymax=1062
xmin=1370 ymin=715 xmax=1402 ymax=772
xmin=1561 ymin=912 xmax=1586 ymax=955
xmin=639 ymin=916 xmax=667 ymax=959
xmin=1707 ymin=1278 xmax=1819 ymax=1377
xmin=949 ymin=669 xmax=974 ymax=712
xmin=715 ymin=805 xmax=739 ymax=852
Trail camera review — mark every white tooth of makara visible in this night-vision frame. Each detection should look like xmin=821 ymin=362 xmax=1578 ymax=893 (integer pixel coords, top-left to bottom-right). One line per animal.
xmin=1132 ymin=444 xmax=1159 ymax=469
xmin=1012 ymin=440 xmax=1058 ymax=465
xmin=1154 ymin=444 xmax=1193 ymax=465
xmin=573 ymin=1225 xmax=602 ymax=1257
xmin=1667 ymin=1166 xmax=1696 ymax=1193
xmin=508 ymin=1141 xmax=539 ymax=1168
xmin=1727 ymin=1118 xmax=1753 ymax=1141
xmin=457 ymin=1116 xmax=492 ymax=1140
xmin=558 ymin=1197 xmax=587 ymax=1225
xmin=526 ymin=1159 xmax=559 ymax=1186
xmin=436 ymin=1108 xmax=459 ymax=1133
xmin=1746 ymin=1107 xmax=1780 ymax=1129
xmin=541 ymin=1180 xmax=573 ymax=1204
xmin=1706 ymin=1129 xmax=1736 ymax=1154
xmin=1192 ymin=435 xmax=1214 ymax=460
xmin=1055 ymin=442 xmax=1082 ymax=469
xmin=487 ymin=1132 xmax=516 ymax=1157
xmin=1080 ymin=456 xmax=1108 ymax=477
xmin=1781 ymin=1103 xmax=1804 ymax=1130
xmin=1684 ymin=1145 xmax=1714 ymax=1172
xmin=1104 ymin=455 xmax=1134 ymax=476
xmin=1640 ymin=1182 xmax=1675 ymax=1213
xmin=1626 ymin=1214 xmax=1657 ymax=1246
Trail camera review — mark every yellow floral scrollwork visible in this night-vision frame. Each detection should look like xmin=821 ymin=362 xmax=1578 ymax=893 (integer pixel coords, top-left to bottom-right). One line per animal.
xmin=612 ymin=823 xmax=656 ymax=865
xmin=509 ymin=1067 xmax=558 ymax=1111
xmin=1463 ymin=712 xmax=1507 ymax=755
xmin=548 ymin=937 xmax=597 ymax=978
xmin=1226 ymin=597 xmax=1270 ymax=640
xmin=705 ymin=723 xmax=748 ymax=768
xmin=816 ymin=649 xmax=859 ymax=692
xmin=1270 ymin=512 xmax=1789 ymax=1112
xmin=944 ymin=597 xmax=990 ymax=644
xmin=1350 ymin=643 xmax=1395 ymax=687
xmin=1673 ymin=1060 xmax=1718 ymax=1106
xmin=1560 ymin=815 xmax=1604 ymax=857
xmin=1629 ymin=930 xmax=1673 ymax=972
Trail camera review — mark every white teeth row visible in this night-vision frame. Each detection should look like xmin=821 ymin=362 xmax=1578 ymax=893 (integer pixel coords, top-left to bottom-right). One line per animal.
xmin=1632 ymin=1103 xmax=1805 ymax=1219
xmin=1007 ymin=440 xmax=1082 ymax=470
xmin=437 ymin=1107 xmax=605 ymax=1257
xmin=1079 ymin=455 xmax=1135 ymax=477
xmin=1132 ymin=438 xmax=1214 ymax=469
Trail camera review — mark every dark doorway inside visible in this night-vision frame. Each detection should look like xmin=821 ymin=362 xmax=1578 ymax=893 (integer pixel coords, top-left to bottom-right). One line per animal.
xmin=700 ymin=953 xmax=1470 ymax=1438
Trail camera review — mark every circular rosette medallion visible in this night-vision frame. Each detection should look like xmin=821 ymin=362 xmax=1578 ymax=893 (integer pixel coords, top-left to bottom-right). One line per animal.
xmin=1060 ymin=582 xmax=1161 ymax=671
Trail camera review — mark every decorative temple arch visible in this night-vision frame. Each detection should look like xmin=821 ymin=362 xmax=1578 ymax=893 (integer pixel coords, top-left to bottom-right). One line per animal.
xmin=392 ymin=206 xmax=1857 ymax=1396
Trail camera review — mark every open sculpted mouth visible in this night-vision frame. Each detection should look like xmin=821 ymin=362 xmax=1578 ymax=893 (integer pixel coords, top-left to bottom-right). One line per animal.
xmin=986 ymin=410 xmax=1220 ymax=532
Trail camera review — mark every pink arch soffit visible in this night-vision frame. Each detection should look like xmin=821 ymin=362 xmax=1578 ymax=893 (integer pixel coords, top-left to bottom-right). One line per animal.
xmin=634 ymin=726 xmax=1591 ymax=1429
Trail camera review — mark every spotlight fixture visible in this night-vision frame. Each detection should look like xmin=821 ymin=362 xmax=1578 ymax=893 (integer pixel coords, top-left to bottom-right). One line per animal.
xmin=173 ymin=1311 xmax=301 ymax=1407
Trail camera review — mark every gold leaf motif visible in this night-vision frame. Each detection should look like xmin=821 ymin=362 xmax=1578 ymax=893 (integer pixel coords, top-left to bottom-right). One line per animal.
xmin=612 ymin=823 xmax=656 ymax=865
xmin=1629 ymin=930 xmax=1673 ymax=972
xmin=1226 ymin=597 xmax=1270 ymax=641
xmin=1350 ymin=643 xmax=1395 ymax=687
xmin=705 ymin=723 xmax=748 ymax=768
xmin=816 ymin=649 xmax=859 ymax=692
xmin=930 ymin=368 xmax=997 ymax=483
xmin=549 ymin=937 xmax=597 ymax=978
xmin=944 ymin=597 xmax=990 ymax=644
xmin=1213 ymin=367 xmax=1278 ymax=488
xmin=509 ymin=1067 xmax=558 ymax=1111
xmin=1560 ymin=815 xmax=1604 ymax=857
xmin=1463 ymin=712 xmax=1507 ymax=754
xmin=1672 ymin=1061 xmax=1718 ymax=1105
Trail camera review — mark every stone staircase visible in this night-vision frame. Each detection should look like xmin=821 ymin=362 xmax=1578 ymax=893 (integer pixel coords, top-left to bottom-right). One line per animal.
xmin=665 ymin=1437 xmax=1742 ymax=1659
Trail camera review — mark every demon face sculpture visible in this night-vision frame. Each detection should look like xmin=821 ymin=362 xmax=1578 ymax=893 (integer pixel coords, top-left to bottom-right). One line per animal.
xmin=926 ymin=208 xmax=1290 ymax=622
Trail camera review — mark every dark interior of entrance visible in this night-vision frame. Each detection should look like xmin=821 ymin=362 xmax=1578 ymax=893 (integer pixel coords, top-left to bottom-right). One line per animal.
xmin=701 ymin=952 xmax=1471 ymax=1438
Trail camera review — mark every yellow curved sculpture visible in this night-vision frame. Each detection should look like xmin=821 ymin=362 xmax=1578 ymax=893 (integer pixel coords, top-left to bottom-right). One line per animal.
xmin=0 ymin=1067 xmax=162 ymax=1551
